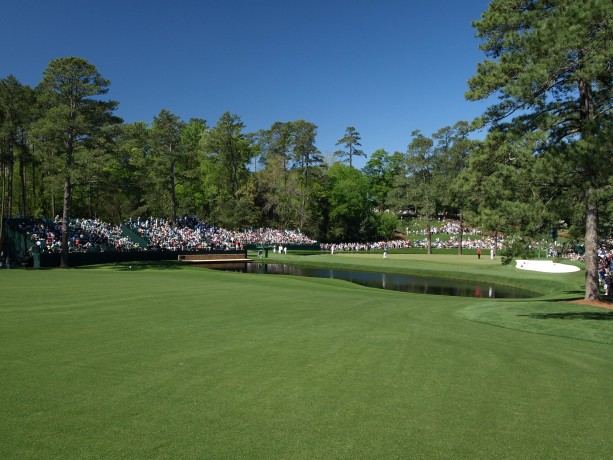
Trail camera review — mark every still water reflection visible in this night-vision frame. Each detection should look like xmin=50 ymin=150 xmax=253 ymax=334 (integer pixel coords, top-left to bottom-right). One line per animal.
xmin=202 ymin=262 xmax=535 ymax=298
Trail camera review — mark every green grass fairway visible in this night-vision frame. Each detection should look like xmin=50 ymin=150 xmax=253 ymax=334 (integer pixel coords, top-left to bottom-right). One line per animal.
xmin=1 ymin=255 xmax=612 ymax=458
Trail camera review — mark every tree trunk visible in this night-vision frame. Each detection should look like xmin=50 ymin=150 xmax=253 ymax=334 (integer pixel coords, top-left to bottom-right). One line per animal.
xmin=170 ymin=157 xmax=177 ymax=223
xmin=458 ymin=211 xmax=463 ymax=255
xmin=578 ymin=78 xmax=600 ymax=300
xmin=426 ymin=221 xmax=432 ymax=255
xmin=19 ymin=142 xmax=26 ymax=217
xmin=493 ymin=227 xmax=498 ymax=258
xmin=60 ymin=173 xmax=71 ymax=268
xmin=60 ymin=144 xmax=73 ymax=268
xmin=584 ymin=188 xmax=600 ymax=300
xmin=7 ymin=141 xmax=14 ymax=218
xmin=0 ymin=163 xmax=5 ymax=248
xmin=51 ymin=188 xmax=55 ymax=221
xmin=31 ymin=153 xmax=36 ymax=216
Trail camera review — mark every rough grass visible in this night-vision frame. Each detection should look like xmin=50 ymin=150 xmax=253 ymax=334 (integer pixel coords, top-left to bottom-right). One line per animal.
xmin=1 ymin=256 xmax=612 ymax=459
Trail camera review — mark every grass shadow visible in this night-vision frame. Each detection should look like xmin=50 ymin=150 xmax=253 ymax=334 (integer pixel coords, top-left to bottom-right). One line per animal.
xmin=79 ymin=260 xmax=185 ymax=271
xmin=540 ymin=290 xmax=610 ymax=303
xmin=520 ymin=311 xmax=613 ymax=321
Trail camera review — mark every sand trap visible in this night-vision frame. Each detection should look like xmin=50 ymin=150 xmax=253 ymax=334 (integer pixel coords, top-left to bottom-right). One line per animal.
xmin=515 ymin=259 xmax=580 ymax=273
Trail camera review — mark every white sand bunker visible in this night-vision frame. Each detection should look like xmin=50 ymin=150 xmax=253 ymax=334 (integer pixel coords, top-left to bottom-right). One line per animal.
xmin=515 ymin=259 xmax=580 ymax=273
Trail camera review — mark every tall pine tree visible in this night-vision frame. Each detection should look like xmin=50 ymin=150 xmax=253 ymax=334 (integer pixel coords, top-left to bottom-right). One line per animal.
xmin=467 ymin=0 xmax=613 ymax=299
xmin=34 ymin=57 xmax=119 ymax=267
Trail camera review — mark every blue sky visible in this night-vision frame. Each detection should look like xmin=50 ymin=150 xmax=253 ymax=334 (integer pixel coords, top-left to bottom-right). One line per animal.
xmin=1 ymin=0 xmax=492 ymax=169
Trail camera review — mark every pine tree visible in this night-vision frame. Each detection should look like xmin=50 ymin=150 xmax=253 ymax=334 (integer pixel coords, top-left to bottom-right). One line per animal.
xmin=34 ymin=57 xmax=119 ymax=267
xmin=467 ymin=0 xmax=613 ymax=299
xmin=334 ymin=126 xmax=365 ymax=167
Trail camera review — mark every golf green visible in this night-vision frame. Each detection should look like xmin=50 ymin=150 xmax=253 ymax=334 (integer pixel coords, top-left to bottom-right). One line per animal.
xmin=1 ymin=255 xmax=611 ymax=458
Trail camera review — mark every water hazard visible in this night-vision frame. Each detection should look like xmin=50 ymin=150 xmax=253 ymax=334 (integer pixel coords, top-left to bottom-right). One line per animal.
xmin=202 ymin=262 xmax=535 ymax=298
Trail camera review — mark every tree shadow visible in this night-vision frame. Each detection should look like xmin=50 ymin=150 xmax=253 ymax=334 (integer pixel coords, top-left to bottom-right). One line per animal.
xmin=540 ymin=290 xmax=587 ymax=301
xmin=79 ymin=261 xmax=185 ymax=271
xmin=541 ymin=291 xmax=612 ymax=304
xmin=520 ymin=311 xmax=613 ymax=321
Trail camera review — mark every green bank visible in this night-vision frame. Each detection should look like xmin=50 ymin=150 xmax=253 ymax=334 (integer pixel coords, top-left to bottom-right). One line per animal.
xmin=1 ymin=255 xmax=611 ymax=459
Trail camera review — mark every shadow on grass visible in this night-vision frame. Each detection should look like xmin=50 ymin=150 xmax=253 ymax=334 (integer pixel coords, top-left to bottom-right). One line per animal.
xmin=541 ymin=290 xmax=588 ymax=300
xmin=520 ymin=311 xmax=613 ymax=321
xmin=79 ymin=261 xmax=185 ymax=271
xmin=541 ymin=290 xmax=609 ymax=303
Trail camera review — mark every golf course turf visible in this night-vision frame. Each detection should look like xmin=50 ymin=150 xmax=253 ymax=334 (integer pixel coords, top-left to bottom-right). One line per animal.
xmin=1 ymin=253 xmax=612 ymax=458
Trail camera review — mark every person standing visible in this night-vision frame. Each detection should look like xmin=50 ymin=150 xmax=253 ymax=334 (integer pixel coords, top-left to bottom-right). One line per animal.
xmin=477 ymin=248 xmax=481 ymax=259
xmin=605 ymin=273 xmax=612 ymax=297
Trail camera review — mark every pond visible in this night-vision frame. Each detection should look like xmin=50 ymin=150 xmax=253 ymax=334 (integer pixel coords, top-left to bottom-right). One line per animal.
xmin=201 ymin=262 xmax=535 ymax=298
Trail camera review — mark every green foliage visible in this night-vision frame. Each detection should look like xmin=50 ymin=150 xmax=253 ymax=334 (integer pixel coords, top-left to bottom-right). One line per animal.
xmin=253 ymin=120 xmax=324 ymax=232
xmin=500 ymin=238 xmax=531 ymax=265
xmin=200 ymin=112 xmax=257 ymax=228
xmin=362 ymin=149 xmax=405 ymax=210
xmin=386 ymin=131 xmax=440 ymax=251
xmin=149 ymin=109 xmax=185 ymax=221
xmin=372 ymin=210 xmax=399 ymax=240
xmin=430 ymin=122 xmax=473 ymax=215
xmin=325 ymin=162 xmax=372 ymax=241
xmin=0 ymin=75 xmax=36 ymax=217
xmin=107 ymin=122 xmax=151 ymax=220
xmin=289 ymin=120 xmax=323 ymax=184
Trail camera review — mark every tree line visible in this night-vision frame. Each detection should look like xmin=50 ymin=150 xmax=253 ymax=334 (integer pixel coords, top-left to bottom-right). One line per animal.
xmin=1 ymin=0 xmax=611 ymax=299
xmin=0 ymin=60 xmax=428 ymax=245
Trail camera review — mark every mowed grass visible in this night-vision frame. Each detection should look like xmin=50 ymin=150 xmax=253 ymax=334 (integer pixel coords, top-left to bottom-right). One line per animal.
xmin=1 ymin=255 xmax=612 ymax=459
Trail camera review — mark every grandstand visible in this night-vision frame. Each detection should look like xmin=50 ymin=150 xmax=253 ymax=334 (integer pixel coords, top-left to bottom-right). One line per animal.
xmin=1 ymin=216 xmax=319 ymax=267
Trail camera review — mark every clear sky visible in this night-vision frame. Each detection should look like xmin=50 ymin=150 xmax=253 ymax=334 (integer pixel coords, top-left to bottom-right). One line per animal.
xmin=1 ymin=0 xmax=492 ymax=169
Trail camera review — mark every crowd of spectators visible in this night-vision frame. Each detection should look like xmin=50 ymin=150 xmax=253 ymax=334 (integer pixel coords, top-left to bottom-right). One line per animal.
xmin=417 ymin=220 xmax=482 ymax=236
xmin=5 ymin=216 xmax=613 ymax=272
xmin=321 ymin=220 xmax=502 ymax=253
xmin=597 ymin=243 xmax=613 ymax=295
xmin=321 ymin=236 xmax=504 ymax=253
xmin=125 ymin=216 xmax=219 ymax=251
xmin=5 ymin=216 xmax=317 ymax=255
xmin=125 ymin=216 xmax=316 ymax=251
xmin=7 ymin=217 xmax=141 ymax=254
